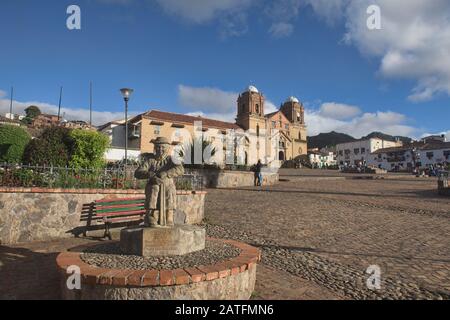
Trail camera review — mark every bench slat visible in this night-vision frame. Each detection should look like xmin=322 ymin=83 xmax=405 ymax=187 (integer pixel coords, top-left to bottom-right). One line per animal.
xmin=95 ymin=197 xmax=145 ymax=204
xmin=96 ymin=209 xmax=146 ymax=217
xmin=96 ymin=203 xmax=145 ymax=210
xmin=105 ymin=216 xmax=143 ymax=223
xmin=96 ymin=206 xmax=144 ymax=214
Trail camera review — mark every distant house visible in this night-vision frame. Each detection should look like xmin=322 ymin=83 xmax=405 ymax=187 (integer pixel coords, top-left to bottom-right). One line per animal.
xmin=31 ymin=114 xmax=60 ymax=128
xmin=368 ymin=140 xmax=450 ymax=171
xmin=0 ymin=115 xmax=22 ymax=126
xmin=60 ymin=120 xmax=96 ymax=130
xmin=336 ymin=138 xmax=403 ymax=167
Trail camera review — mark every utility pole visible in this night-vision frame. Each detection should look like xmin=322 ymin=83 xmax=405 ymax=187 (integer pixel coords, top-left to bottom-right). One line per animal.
xmin=89 ymin=81 xmax=93 ymax=126
xmin=9 ymin=87 xmax=14 ymax=117
xmin=58 ymin=86 xmax=63 ymax=121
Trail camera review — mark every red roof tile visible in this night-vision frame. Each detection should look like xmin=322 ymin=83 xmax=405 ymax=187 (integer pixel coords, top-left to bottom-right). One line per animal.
xmin=143 ymin=110 xmax=241 ymax=130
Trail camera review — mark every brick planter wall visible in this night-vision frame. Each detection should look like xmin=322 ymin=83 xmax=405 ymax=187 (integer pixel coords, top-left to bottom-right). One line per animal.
xmin=57 ymin=238 xmax=260 ymax=300
xmin=0 ymin=188 xmax=206 ymax=245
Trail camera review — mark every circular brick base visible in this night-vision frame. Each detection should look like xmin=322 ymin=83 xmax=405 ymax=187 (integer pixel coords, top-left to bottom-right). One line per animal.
xmin=56 ymin=238 xmax=260 ymax=300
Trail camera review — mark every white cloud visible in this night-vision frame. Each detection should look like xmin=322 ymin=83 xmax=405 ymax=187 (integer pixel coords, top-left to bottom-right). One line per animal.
xmin=155 ymin=0 xmax=253 ymax=24
xmin=306 ymin=104 xmax=418 ymax=138
xmin=178 ymin=85 xmax=278 ymax=122
xmin=339 ymin=0 xmax=450 ymax=101
xmin=0 ymin=90 xmax=7 ymax=99
xmin=269 ymin=22 xmax=294 ymax=38
xmin=303 ymin=0 xmax=348 ymax=25
xmin=319 ymin=102 xmax=361 ymax=120
xmin=178 ymin=85 xmax=237 ymax=114
xmin=0 ymin=97 xmax=131 ymax=126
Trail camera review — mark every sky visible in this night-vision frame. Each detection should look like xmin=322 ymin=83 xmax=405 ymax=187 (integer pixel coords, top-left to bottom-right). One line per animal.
xmin=0 ymin=0 xmax=449 ymax=139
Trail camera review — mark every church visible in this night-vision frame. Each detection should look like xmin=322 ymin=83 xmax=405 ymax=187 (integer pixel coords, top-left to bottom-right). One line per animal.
xmin=100 ymin=85 xmax=308 ymax=165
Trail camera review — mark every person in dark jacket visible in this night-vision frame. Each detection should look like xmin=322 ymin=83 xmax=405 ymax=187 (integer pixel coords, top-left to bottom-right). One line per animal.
xmin=253 ymin=160 xmax=263 ymax=186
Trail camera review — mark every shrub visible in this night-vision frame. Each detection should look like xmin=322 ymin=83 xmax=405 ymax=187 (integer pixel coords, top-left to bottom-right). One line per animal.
xmin=22 ymin=126 xmax=72 ymax=166
xmin=0 ymin=125 xmax=31 ymax=164
xmin=68 ymin=129 xmax=110 ymax=169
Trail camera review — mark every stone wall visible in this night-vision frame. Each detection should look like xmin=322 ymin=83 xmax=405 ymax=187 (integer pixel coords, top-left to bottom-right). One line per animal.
xmin=188 ymin=169 xmax=279 ymax=188
xmin=0 ymin=188 xmax=206 ymax=245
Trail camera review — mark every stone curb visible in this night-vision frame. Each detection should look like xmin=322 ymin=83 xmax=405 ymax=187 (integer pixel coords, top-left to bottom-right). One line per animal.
xmin=56 ymin=238 xmax=260 ymax=287
xmin=0 ymin=187 xmax=207 ymax=196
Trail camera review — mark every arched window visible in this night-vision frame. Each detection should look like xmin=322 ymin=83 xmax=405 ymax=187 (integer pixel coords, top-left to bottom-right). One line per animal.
xmin=256 ymin=104 xmax=260 ymax=114
xmin=299 ymin=132 xmax=302 ymax=140
xmin=256 ymin=124 xmax=260 ymax=137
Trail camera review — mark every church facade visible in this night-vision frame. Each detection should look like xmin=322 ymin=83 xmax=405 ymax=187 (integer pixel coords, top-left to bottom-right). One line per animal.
xmin=100 ymin=86 xmax=307 ymax=165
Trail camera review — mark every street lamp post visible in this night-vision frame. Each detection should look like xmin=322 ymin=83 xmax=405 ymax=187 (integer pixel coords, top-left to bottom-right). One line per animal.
xmin=120 ymin=88 xmax=134 ymax=167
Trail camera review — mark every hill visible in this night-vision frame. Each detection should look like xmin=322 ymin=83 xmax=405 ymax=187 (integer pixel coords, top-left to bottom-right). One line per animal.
xmin=307 ymin=131 xmax=356 ymax=149
xmin=361 ymin=132 xmax=412 ymax=145
xmin=308 ymin=131 xmax=413 ymax=149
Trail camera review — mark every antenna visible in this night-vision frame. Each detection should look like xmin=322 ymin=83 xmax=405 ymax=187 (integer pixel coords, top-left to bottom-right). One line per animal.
xmin=58 ymin=86 xmax=63 ymax=121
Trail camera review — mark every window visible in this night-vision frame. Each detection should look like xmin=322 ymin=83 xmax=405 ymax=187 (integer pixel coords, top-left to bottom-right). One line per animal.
xmin=256 ymin=125 xmax=260 ymax=137
xmin=361 ymin=148 xmax=366 ymax=154
xmin=444 ymin=150 xmax=450 ymax=159
xmin=175 ymin=128 xmax=181 ymax=137
xmin=354 ymin=148 xmax=360 ymax=155
xmin=338 ymin=150 xmax=343 ymax=156
xmin=299 ymin=133 xmax=302 ymax=140
xmin=285 ymin=124 xmax=289 ymax=130
xmin=426 ymin=152 xmax=434 ymax=159
xmin=256 ymin=104 xmax=260 ymax=114
xmin=272 ymin=121 xmax=276 ymax=128
xmin=154 ymin=125 xmax=161 ymax=134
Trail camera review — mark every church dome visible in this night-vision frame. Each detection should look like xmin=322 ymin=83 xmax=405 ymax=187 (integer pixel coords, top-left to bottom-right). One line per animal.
xmin=286 ymin=96 xmax=299 ymax=103
xmin=245 ymin=85 xmax=259 ymax=94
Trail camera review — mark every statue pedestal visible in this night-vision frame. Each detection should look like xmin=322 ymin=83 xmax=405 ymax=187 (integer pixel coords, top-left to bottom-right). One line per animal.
xmin=120 ymin=225 xmax=206 ymax=257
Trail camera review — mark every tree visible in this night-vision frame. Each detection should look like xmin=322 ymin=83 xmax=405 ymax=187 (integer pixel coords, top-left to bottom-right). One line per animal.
xmin=25 ymin=105 xmax=41 ymax=119
xmin=68 ymin=129 xmax=110 ymax=169
xmin=22 ymin=126 xmax=72 ymax=166
xmin=0 ymin=125 xmax=31 ymax=164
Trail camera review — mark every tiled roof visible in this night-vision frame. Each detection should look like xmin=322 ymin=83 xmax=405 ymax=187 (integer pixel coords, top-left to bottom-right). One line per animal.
xmin=372 ymin=141 xmax=450 ymax=154
xmin=142 ymin=110 xmax=241 ymax=130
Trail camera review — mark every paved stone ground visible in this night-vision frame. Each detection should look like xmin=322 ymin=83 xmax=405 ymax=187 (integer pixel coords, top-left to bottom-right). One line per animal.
xmin=0 ymin=169 xmax=449 ymax=299
xmin=205 ymin=169 xmax=450 ymax=299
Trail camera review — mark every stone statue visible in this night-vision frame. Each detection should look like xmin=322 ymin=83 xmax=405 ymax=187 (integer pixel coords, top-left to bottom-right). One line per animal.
xmin=134 ymin=137 xmax=184 ymax=228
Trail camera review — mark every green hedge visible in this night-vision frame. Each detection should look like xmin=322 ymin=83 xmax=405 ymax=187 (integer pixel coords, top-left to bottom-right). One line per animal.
xmin=0 ymin=125 xmax=31 ymax=164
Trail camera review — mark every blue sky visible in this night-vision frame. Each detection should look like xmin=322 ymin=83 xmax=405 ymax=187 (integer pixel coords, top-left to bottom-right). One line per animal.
xmin=0 ymin=0 xmax=449 ymax=139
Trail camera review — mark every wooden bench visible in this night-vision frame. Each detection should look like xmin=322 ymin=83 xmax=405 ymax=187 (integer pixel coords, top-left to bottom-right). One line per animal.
xmin=85 ymin=197 xmax=146 ymax=240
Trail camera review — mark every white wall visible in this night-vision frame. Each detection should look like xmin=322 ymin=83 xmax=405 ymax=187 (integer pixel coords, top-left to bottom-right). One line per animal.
xmin=336 ymin=139 xmax=402 ymax=166
xmin=105 ymin=148 xmax=141 ymax=162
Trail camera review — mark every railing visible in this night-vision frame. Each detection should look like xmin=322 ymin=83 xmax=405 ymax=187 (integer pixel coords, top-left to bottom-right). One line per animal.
xmin=0 ymin=163 xmax=203 ymax=191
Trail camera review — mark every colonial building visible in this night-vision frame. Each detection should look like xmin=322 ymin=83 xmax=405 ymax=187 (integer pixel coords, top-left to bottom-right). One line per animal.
xmin=336 ymin=138 xmax=403 ymax=167
xmin=368 ymin=140 xmax=450 ymax=171
xmin=100 ymin=86 xmax=307 ymax=165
